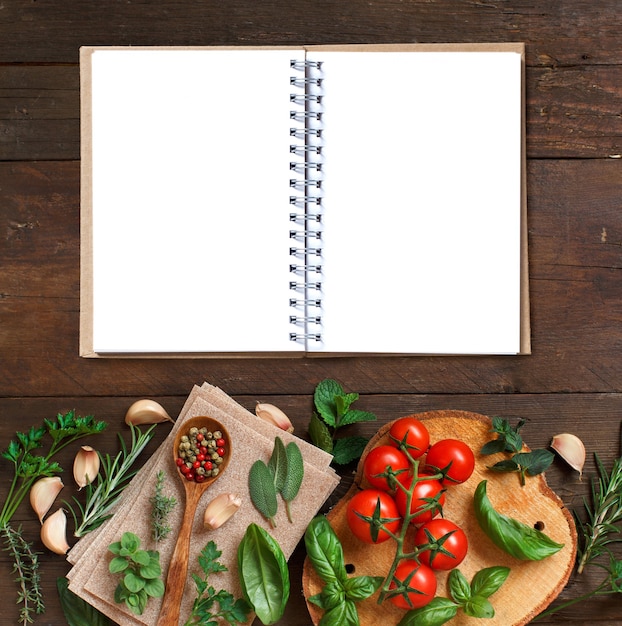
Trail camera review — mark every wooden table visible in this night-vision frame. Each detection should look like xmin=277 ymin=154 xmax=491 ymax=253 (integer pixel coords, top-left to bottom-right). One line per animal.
xmin=1 ymin=1 xmax=621 ymax=624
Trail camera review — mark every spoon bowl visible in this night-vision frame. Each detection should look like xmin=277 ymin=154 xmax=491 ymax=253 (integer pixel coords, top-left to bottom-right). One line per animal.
xmin=157 ymin=415 xmax=230 ymax=625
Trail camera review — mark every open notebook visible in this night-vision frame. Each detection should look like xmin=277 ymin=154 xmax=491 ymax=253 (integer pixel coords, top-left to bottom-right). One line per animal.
xmin=80 ymin=44 xmax=529 ymax=357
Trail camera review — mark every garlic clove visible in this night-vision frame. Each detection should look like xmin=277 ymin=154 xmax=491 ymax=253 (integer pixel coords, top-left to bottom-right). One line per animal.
xmin=551 ymin=433 xmax=586 ymax=478
xmin=73 ymin=445 xmax=101 ymax=489
xmin=255 ymin=402 xmax=294 ymax=433
xmin=203 ymin=493 xmax=242 ymax=530
xmin=30 ymin=476 xmax=64 ymax=524
xmin=40 ymin=508 xmax=70 ymax=555
xmin=125 ymin=399 xmax=174 ymax=426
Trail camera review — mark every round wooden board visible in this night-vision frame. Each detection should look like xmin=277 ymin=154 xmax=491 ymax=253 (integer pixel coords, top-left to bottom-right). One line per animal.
xmin=302 ymin=410 xmax=577 ymax=625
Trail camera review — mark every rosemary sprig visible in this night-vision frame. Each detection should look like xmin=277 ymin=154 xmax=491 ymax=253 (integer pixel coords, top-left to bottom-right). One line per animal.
xmin=150 ymin=470 xmax=177 ymax=546
xmin=576 ymin=452 xmax=622 ymax=574
xmin=68 ymin=424 xmax=156 ymax=537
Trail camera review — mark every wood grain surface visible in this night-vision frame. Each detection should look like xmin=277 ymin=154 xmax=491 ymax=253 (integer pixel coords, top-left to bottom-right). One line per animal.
xmin=1 ymin=1 xmax=622 ymax=624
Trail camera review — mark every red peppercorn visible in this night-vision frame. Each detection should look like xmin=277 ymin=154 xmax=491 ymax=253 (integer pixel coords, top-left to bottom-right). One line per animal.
xmin=197 ymin=453 xmax=206 ymax=462
xmin=185 ymin=472 xmax=195 ymax=481
xmin=193 ymin=460 xmax=201 ymax=469
xmin=217 ymin=447 xmax=225 ymax=457
xmin=195 ymin=474 xmax=205 ymax=483
xmin=176 ymin=457 xmax=184 ymax=467
xmin=216 ymin=438 xmax=225 ymax=447
xmin=196 ymin=433 xmax=204 ymax=442
xmin=204 ymin=460 xmax=213 ymax=470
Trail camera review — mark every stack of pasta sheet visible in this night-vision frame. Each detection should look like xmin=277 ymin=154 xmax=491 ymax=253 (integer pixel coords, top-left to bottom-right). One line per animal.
xmin=66 ymin=382 xmax=339 ymax=625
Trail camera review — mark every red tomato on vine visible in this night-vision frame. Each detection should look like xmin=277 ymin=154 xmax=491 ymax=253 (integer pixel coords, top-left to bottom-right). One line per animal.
xmin=363 ymin=445 xmax=410 ymax=491
xmin=414 ymin=518 xmax=468 ymax=570
xmin=346 ymin=488 xmax=401 ymax=544
xmin=394 ymin=473 xmax=445 ymax=525
xmin=388 ymin=560 xmax=437 ymax=609
xmin=425 ymin=438 xmax=475 ymax=485
xmin=388 ymin=417 xmax=430 ymax=458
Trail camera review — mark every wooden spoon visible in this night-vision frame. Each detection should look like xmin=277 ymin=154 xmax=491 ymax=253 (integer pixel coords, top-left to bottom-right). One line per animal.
xmin=157 ymin=415 xmax=231 ymax=626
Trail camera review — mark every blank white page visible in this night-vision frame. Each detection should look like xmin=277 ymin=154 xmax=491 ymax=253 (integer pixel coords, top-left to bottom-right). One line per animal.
xmin=89 ymin=48 xmax=301 ymax=353
xmin=310 ymin=50 xmax=523 ymax=354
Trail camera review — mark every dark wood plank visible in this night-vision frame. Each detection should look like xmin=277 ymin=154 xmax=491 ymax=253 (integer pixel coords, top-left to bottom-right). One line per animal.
xmin=2 ymin=61 xmax=622 ymax=161
xmin=1 ymin=159 xmax=621 ymax=398
xmin=1 ymin=0 xmax=620 ymax=66
xmin=1 ymin=393 xmax=620 ymax=624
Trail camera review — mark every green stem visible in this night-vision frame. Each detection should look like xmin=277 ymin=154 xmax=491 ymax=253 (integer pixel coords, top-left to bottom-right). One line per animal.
xmin=532 ymin=579 xmax=611 ymax=620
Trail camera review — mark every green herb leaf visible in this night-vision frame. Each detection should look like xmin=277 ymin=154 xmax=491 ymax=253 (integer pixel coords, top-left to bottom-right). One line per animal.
xmin=488 ymin=459 xmax=520 ymax=473
xmin=513 ymin=449 xmax=555 ymax=477
xmin=304 ymin=516 xmax=347 ymax=584
xmin=308 ymin=413 xmax=334 ymax=454
xmin=336 ymin=408 xmax=377 ymax=427
xmin=249 ymin=460 xmax=278 ymax=527
xmin=474 ymin=480 xmax=564 ymax=560
xmin=342 ymin=575 xmax=383 ymax=601
xmin=318 ymin=598 xmax=358 ymax=626
xmin=268 ymin=437 xmax=288 ymax=493
xmin=57 ymin=577 xmax=113 ymax=626
xmin=463 ymin=595 xmax=495 ymax=619
xmin=237 ymin=524 xmax=290 ymax=625
xmin=448 ymin=568 xmax=471 ymax=604
xmin=469 ymin=566 xmax=510 ymax=598
xmin=308 ymin=580 xmax=345 ymax=610
xmin=396 ymin=597 xmax=459 ymax=626
xmin=332 ymin=436 xmax=369 ymax=465
xmin=282 ymin=441 xmax=304 ymax=522
xmin=314 ymin=379 xmax=343 ymax=427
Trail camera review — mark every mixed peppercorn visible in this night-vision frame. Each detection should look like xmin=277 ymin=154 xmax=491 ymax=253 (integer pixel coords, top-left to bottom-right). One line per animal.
xmin=176 ymin=426 xmax=227 ymax=483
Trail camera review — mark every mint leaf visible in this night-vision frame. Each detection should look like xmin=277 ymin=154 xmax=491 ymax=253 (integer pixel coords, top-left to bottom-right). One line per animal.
xmin=313 ymin=379 xmax=343 ymax=426
xmin=308 ymin=413 xmax=333 ymax=454
xmin=337 ymin=408 xmax=377 ymax=427
xmin=332 ymin=436 xmax=369 ymax=465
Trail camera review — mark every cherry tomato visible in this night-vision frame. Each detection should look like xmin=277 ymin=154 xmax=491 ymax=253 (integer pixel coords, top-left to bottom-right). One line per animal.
xmin=414 ymin=519 xmax=468 ymax=570
xmin=363 ymin=445 xmax=410 ymax=491
xmin=346 ymin=488 xmax=401 ymax=544
xmin=394 ymin=473 xmax=445 ymax=525
xmin=388 ymin=560 xmax=436 ymax=610
xmin=388 ymin=417 xmax=430 ymax=458
xmin=425 ymin=438 xmax=475 ymax=485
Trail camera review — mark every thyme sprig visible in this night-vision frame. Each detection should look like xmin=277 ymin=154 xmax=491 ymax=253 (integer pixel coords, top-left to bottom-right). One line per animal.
xmin=150 ymin=470 xmax=177 ymax=546
xmin=68 ymin=424 xmax=156 ymax=537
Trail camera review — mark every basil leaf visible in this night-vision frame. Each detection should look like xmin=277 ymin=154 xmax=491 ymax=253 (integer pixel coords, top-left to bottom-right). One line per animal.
xmin=396 ymin=597 xmax=458 ymax=626
xmin=268 ymin=437 xmax=288 ymax=493
xmin=448 ymin=568 xmax=471 ymax=604
xmin=57 ymin=577 xmax=113 ymax=626
xmin=470 ymin=566 xmax=510 ymax=598
xmin=342 ymin=575 xmax=383 ymax=601
xmin=474 ymin=480 xmax=564 ymax=560
xmin=314 ymin=580 xmax=346 ymax=610
xmin=249 ymin=460 xmax=278 ymax=526
xmin=463 ymin=595 xmax=495 ymax=618
xmin=309 ymin=412 xmax=334 ymax=454
xmin=237 ymin=523 xmax=289 ymax=624
xmin=304 ymin=516 xmax=347 ymax=584
xmin=319 ymin=598 xmax=358 ymax=626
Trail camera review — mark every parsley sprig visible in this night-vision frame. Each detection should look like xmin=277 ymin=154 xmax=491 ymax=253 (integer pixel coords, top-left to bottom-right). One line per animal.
xmin=0 ymin=410 xmax=107 ymax=625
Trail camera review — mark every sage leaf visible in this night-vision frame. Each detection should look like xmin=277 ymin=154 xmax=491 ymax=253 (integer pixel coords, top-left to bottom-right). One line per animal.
xmin=249 ymin=460 xmax=278 ymax=527
xmin=268 ymin=437 xmax=288 ymax=493
xmin=474 ymin=480 xmax=564 ymax=560
xmin=282 ymin=441 xmax=304 ymax=522
xmin=309 ymin=412 xmax=334 ymax=454
xmin=470 ymin=565 xmax=510 ymax=598
xmin=342 ymin=575 xmax=383 ymax=601
xmin=237 ymin=523 xmax=290 ymax=625
xmin=463 ymin=595 xmax=495 ymax=619
xmin=396 ymin=597 xmax=458 ymax=626
xmin=57 ymin=577 xmax=113 ymax=626
xmin=304 ymin=516 xmax=347 ymax=584
xmin=448 ymin=568 xmax=471 ymax=604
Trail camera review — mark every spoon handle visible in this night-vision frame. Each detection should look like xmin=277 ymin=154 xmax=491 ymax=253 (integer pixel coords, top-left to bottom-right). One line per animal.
xmin=157 ymin=486 xmax=203 ymax=625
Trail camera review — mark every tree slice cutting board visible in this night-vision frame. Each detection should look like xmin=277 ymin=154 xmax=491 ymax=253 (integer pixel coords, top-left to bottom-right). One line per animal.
xmin=302 ymin=410 xmax=577 ymax=625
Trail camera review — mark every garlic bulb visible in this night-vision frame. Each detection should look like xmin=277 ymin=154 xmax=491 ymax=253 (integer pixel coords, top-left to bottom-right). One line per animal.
xmin=203 ymin=493 xmax=242 ymax=530
xmin=125 ymin=399 xmax=174 ymax=426
xmin=255 ymin=402 xmax=294 ymax=433
xmin=551 ymin=433 xmax=586 ymax=478
xmin=73 ymin=445 xmax=100 ymax=489
xmin=40 ymin=508 xmax=70 ymax=555
xmin=30 ymin=476 xmax=64 ymax=524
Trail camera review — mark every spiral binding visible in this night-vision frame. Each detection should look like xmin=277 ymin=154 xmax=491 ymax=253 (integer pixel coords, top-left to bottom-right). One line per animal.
xmin=288 ymin=57 xmax=324 ymax=347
